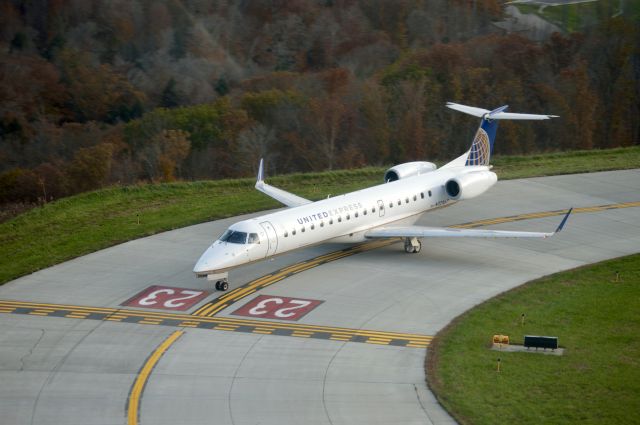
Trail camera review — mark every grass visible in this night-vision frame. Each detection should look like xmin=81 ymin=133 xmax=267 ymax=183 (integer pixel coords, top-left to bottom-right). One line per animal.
xmin=1 ymin=146 xmax=639 ymax=285
xmin=426 ymin=254 xmax=640 ymax=425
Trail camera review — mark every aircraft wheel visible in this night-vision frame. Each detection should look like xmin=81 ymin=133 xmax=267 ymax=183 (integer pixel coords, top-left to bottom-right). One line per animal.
xmin=404 ymin=240 xmax=414 ymax=253
xmin=220 ymin=281 xmax=229 ymax=291
xmin=214 ymin=281 xmax=221 ymax=290
xmin=413 ymin=240 xmax=422 ymax=254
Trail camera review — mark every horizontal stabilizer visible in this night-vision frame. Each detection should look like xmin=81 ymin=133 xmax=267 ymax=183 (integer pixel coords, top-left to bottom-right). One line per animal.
xmin=446 ymin=102 xmax=558 ymax=120
xmin=255 ymin=158 xmax=312 ymax=208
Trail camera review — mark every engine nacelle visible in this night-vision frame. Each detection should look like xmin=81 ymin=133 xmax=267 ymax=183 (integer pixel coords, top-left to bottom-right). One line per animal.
xmin=445 ymin=171 xmax=497 ymax=201
xmin=384 ymin=161 xmax=437 ymax=182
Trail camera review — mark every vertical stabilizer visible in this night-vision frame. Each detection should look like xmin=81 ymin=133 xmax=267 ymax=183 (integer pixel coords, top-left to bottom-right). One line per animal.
xmin=466 ymin=111 xmax=500 ymax=166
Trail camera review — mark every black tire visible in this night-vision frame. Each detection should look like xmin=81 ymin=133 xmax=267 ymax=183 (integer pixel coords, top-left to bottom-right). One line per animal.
xmin=404 ymin=240 xmax=413 ymax=253
xmin=215 ymin=281 xmax=221 ymax=290
xmin=220 ymin=281 xmax=229 ymax=291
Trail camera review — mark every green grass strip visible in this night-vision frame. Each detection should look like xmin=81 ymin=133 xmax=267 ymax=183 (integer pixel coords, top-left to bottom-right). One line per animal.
xmin=426 ymin=253 xmax=640 ymax=425
xmin=1 ymin=146 xmax=639 ymax=285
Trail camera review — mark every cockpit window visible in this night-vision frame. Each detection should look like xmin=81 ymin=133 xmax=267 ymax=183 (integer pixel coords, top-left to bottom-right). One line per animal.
xmin=219 ymin=230 xmax=247 ymax=244
xmin=248 ymin=233 xmax=260 ymax=244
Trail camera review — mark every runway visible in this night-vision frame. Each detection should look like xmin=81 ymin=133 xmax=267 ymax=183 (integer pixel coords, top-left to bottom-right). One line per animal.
xmin=1 ymin=169 xmax=639 ymax=425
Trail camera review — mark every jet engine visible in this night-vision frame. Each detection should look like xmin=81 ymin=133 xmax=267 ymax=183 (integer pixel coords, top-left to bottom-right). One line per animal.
xmin=384 ymin=161 xmax=437 ymax=182
xmin=445 ymin=171 xmax=497 ymax=201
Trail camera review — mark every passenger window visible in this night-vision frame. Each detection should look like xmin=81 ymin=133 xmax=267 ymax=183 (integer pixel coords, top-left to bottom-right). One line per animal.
xmin=284 ymin=231 xmax=289 ymax=237
xmin=355 ymin=212 xmax=359 ymax=218
xmin=329 ymin=219 xmax=333 ymax=225
xmin=397 ymin=200 xmax=401 ymax=206
xmin=248 ymin=233 xmax=260 ymax=244
xmin=413 ymin=195 xmax=417 ymax=201
xmin=405 ymin=198 xmax=409 ymax=204
xmin=363 ymin=210 xmax=367 ymax=216
xmin=346 ymin=214 xmax=350 ymax=220
xmin=429 ymin=190 xmax=432 ymax=197
xmin=292 ymin=229 xmax=296 ymax=235
xmin=338 ymin=216 xmax=342 ymax=222
xmin=310 ymin=224 xmax=315 ymax=230
xmin=301 ymin=226 xmax=305 ymax=232
xmin=421 ymin=192 xmax=424 ymax=199
xmin=371 ymin=207 xmax=375 ymax=213
xmin=320 ymin=221 xmax=324 ymax=227
xmin=389 ymin=202 xmax=393 ymax=208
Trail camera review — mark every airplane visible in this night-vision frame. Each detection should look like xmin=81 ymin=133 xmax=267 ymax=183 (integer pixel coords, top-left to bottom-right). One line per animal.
xmin=194 ymin=102 xmax=571 ymax=291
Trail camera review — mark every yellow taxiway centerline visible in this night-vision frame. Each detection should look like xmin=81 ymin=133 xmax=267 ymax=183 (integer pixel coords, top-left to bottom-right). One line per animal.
xmin=127 ymin=330 xmax=184 ymax=425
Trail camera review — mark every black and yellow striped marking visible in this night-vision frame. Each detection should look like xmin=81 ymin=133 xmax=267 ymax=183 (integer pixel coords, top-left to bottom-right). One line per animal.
xmin=0 ymin=300 xmax=432 ymax=348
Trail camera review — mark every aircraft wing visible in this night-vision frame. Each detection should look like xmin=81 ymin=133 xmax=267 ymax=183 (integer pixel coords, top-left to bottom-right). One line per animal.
xmin=255 ymin=159 xmax=312 ymax=208
xmin=365 ymin=209 xmax=572 ymax=239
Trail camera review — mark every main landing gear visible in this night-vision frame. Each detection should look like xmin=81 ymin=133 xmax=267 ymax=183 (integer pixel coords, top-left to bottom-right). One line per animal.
xmin=404 ymin=237 xmax=422 ymax=254
xmin=207 ymin=272 xmax=229 ymax=291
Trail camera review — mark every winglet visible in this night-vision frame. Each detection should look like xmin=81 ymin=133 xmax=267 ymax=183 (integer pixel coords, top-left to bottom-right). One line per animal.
xmin=555 ymin=208 xmax=573 ymax=233
xmin=257 ymin=158 xmax=265 ymax=185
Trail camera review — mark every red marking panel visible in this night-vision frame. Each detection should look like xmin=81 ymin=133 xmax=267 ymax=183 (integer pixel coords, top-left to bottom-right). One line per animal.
xmin=123 ymin=285 xmax=209 ymax=311
xmin=232 ymin=295 xmax=323 ymax=321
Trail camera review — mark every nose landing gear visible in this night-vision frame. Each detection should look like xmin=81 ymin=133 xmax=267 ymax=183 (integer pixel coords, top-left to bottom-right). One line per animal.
xmin=206 ymin=272 xmax=229 ymax=291
xmin=214 ymin=280 xmax=229 ymax=291
xmin=404 ymin=237 xmax=422 ymax=254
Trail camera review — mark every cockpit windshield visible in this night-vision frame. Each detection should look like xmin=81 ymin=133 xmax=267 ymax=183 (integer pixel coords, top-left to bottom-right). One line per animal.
xmin=219 ymin=230 xmax=247 ymax=244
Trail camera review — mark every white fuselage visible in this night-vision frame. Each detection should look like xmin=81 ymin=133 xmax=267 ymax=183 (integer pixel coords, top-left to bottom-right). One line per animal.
xmin=193 ymin=166 xmax=491 ymax=276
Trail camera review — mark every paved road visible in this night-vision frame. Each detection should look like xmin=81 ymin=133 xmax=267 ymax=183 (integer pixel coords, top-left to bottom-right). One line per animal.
xmin=1 ymin=169 xmax=639 ymax=425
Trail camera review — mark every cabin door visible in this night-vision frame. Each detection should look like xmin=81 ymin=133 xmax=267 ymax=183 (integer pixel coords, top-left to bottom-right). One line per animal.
xmin=260 ymin=221 xmax=278 ymax=257
xmin=377 ymin=200 xmax=385 ymax=217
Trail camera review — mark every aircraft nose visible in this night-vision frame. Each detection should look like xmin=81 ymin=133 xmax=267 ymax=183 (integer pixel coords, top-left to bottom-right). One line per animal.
xmin=193 ymin=245 xmax=217 ymax=273
xmin=193 ymin=243 xmax=239 ymax=274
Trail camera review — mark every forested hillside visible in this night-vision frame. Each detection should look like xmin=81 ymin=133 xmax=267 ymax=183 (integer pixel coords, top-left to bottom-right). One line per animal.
xmin=0 ymin=0 xmax=638 ymax=210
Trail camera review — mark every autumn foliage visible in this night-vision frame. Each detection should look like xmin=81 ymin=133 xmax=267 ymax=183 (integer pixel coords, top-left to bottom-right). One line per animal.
xmin=0 ymin=0 xmax=638 ymax=210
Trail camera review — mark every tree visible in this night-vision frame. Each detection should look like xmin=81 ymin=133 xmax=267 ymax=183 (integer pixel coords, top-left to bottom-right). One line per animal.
xmin=67 ymin=144 xmax=114 ymax=192
xmin=161 ymin=78 xmax=180 ymax=108
xmin=155 ymin=129 xmax=191 ymax=181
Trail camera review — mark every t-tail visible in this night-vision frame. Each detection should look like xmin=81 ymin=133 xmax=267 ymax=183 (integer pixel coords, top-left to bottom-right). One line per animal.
xmin=443 ymin=102 xmax=558 ymax=168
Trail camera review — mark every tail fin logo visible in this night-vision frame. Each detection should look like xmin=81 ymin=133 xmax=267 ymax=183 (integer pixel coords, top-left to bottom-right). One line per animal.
xmin=465 ymin=127 xmax=490 ymax=166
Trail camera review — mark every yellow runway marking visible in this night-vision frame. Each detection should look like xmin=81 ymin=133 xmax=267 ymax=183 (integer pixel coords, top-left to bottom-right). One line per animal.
xmin=214 ymin=325 xmax=238 ymax=331
xmin=367 ymin=340 xmax=389 ymax=345
xmin=127 ymin=330 xmax=183 ymax=425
